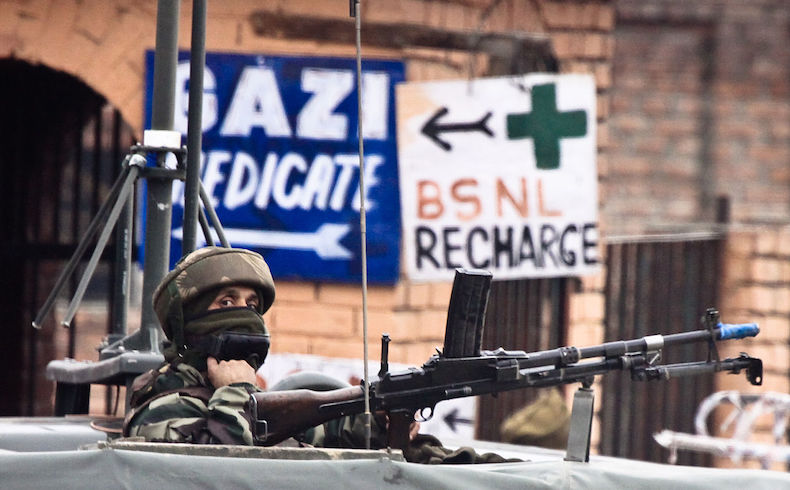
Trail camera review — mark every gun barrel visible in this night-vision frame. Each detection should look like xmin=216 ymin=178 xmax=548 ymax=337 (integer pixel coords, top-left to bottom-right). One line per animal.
xmin=507 ymin=323 xmax=759 ymax=370
xmin=634 ymin=355 xmax=763 ymax=386
xmin=716 ymin=322 xmax=759 ymax=340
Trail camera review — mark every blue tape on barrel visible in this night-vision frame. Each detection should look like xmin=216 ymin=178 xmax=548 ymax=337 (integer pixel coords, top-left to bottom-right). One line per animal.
xmin=717 ymin=322 xmax=759 ymax=340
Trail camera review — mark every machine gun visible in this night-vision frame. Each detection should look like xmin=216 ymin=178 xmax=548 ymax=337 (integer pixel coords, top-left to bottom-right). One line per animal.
xmin=250 ymin=269 xmax=763 ymax=460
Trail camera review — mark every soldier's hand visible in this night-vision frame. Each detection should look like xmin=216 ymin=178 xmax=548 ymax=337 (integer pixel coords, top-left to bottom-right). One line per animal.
xmin=409 ymin=421 xmax=421 ymax=441
xmin=207 ymin=357 xmax=258 ymax=388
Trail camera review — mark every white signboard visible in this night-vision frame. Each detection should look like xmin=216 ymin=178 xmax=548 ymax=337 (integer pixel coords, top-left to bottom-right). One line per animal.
xmin=258 ymin=353 xmax=477 ymax=441
xmin=397 ymin=74 xmax=600 ymax=281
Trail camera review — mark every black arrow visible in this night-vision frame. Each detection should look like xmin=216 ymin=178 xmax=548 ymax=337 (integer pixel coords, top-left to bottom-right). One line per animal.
xmin=443 ymin=407 xmax=474 ymax=433
xmin=421 ymin=107 xmax=494 ymax=151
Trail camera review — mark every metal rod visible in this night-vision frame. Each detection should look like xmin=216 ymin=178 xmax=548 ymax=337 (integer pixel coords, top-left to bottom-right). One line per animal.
xmin=352 ymin=0 xmax=372 ymax=450
xmin=110 ymin=178 xmax=133 ymax=335
xmin=110 ymin=110 xmax=132 ymax=337
xmin=199 ymin=181 xmax=230 ymax=247
xmin=32 ymin=159 xmax=132 ymax=329
xmin=62 ymin=165 xmax=141 ymax=327
xmin=197 ymin=206 xmax=215 ymax=246
xmin=182 ymin=0 xmax=207 ymax=256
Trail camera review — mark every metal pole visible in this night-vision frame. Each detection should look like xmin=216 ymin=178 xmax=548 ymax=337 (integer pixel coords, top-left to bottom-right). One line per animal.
xmin=140 ymin=0 xmax=181 ymax=351
xmin=110 ymin=180 xmax=133 ymax=336
xmin=32 ymin=159 xmax=132 ymax=329
xmin=182 ymin=0 xmax=207 ymax=256
xmin=62 ymin=165 xmax=142 ymax=327
xmin=352 ymin=0 xmax=372 ymax=450
xmin=199 ymin=182 xmax=230 ymax=247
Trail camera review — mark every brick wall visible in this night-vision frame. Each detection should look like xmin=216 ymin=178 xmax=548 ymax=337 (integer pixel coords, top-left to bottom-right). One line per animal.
xmin=246 ymin=0 xmax=616 ymax=368
xmin=606 ymin=0 xmax=790 ymax=466
xmin=608 ymin=0 xmax=790 ymax=231
xmin=715 ymin=226 xmax=790 ymax=469
xmin=1 ymin=0 xmax=614 ymax=438
xmin=719 ymin=227 xmax=790 ymax=391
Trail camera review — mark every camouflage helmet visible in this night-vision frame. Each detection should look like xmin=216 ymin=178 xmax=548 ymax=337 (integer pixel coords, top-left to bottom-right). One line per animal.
xmin=153 ymin=246 xmax=276 ymax=339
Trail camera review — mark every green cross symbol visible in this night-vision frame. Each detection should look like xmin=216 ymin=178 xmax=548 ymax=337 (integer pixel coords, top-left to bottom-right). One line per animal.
xmin=506 ymin=83 xmax=588 ymax=170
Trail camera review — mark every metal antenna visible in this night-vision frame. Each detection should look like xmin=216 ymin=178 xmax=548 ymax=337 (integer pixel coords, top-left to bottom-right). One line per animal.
xmin=351 ymin=0 xmax=372 ymax=450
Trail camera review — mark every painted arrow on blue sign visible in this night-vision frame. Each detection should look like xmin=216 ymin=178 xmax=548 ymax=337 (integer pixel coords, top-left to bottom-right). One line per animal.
xmin=172 ymin=223 xmax=352 ymax=259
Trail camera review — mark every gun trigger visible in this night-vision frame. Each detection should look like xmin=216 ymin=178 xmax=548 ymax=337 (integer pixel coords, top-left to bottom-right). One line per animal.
xmin=417 ymin=407 xmax=434 ymax=422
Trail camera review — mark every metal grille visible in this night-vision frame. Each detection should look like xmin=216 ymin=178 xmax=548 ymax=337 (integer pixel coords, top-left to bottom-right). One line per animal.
xmin=0 ymin=59 xmax=135 ymax=415
xmin=476 ymin=277 xmax=569 ymax=441
xmin=600 ymin=235 xmax=723 ymax=465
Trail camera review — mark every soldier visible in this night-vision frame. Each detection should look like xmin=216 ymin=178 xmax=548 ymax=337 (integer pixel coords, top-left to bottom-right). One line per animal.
xmin=123 ymin=246 xmax=277 ymax=445
xmin=123 ymin=246 xmax=516 ymax=463
xmin=123 ymin=246 xmax=387 ymax=448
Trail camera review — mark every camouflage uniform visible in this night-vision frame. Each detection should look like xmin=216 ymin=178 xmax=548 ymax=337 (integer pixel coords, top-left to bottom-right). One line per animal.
xmin=122 ymin=247 xmax=380 ymax=448
xmin=123 ymin=247 xmax=275 ymax=445
xmin=404 ymin=434 xmax=522 ymax=464
xmin=124 ymin=359 xmax=259 ymax=444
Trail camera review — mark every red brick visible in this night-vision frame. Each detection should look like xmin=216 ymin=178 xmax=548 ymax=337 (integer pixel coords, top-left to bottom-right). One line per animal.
xmin=595 ymin=5 xmax=616 ymax=31
xmin=569 ymin=291 xmax=605 ymax=323
xmin=406 ymin=282 xmax=432 ymax=308
xmin=432 ymin=2 xmax=475 ymax=31
xmin=269 ymin=334 xmax=312 ymax=355
xmin=362 ymin=309 xmax=420 ymax=342
xmin=552 ymin=32 xmax=586 ymax=59
xmin=274 ymin=281 xmax=317 ymax=303
xmin=543 ymin=3 xmax=574 ymax=29
xmin=415 ymin=309 xmax=447 ymax=341
xmin=274 ymin=303 xmax=356 ymax=337
xmin=750 ymin=257 xmax=781 ymax=283
xmin=397 ymin=341 xmax=440 ymax=365
xmin=429 ymin=281 xmax=454 ymax=309
xmin=311 ymin=337 xmax=368 ymax=360
xmin=597 ymin=121 xmax=608 ymax=148
xmin=583 ymin=33 xmax=612 ymax=59
xmin=317 ymin=283 xmax=406 ymax=309
xmin=725 ymin=231 xmax=757 ymax=259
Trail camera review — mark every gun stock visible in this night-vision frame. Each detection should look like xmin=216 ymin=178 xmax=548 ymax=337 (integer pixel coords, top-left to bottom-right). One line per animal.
xmin=250 ymin=386 xmax=364 ymax=446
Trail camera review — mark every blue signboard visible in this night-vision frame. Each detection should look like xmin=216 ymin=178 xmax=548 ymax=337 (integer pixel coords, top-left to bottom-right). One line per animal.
xmin=144 ymin=51 xmax=404 ymax=284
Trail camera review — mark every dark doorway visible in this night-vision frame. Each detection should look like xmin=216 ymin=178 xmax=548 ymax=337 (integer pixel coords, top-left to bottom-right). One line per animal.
xmin=476 ymin=278 xmax=569 ymax=441
xmin=600 ymin=235 xmax=723 ymax=465
xmin=0 ymin=59 xmax=136 ymax=415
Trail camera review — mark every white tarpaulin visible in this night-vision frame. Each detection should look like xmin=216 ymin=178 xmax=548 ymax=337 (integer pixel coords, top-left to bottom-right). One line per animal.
xmin=397 ymin=74 xmax=600 ymax=282
xmin=2 ymin=445 xmax=790 ymax=489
